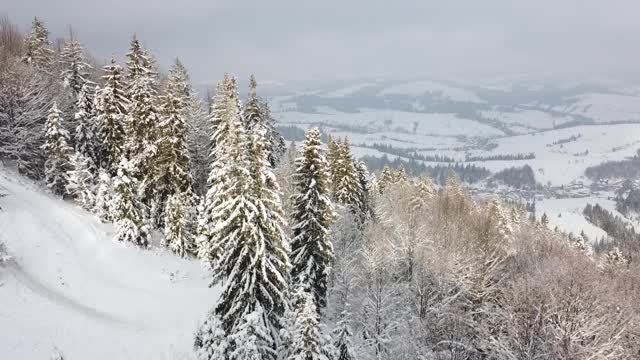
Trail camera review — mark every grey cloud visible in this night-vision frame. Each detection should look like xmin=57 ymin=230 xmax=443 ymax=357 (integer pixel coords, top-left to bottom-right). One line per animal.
xmin=5 ymin=0 xmax=640 ymax=84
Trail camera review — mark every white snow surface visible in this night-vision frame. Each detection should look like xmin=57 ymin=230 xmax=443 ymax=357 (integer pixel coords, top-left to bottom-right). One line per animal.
xmin=552 ymin=93 xmax=640 ymax=123
xmin=0 ymin=169 xmax=217 ymax=360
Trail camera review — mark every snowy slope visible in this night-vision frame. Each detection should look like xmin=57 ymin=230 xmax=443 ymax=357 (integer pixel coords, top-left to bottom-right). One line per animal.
xmin=0 ymin=169 xmax=217 ymax=360
xmin=552 ymin=93 xmax=640 ymax=123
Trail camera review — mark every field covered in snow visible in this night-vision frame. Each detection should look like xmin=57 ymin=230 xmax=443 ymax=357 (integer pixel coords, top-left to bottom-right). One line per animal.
xmin=0 ymin=170 xmax=217 ymax=360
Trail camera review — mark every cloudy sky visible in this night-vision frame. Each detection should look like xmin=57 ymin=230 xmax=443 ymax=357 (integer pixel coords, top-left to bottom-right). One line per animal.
xmin=4 ymin=0 xmax=640 ymax=85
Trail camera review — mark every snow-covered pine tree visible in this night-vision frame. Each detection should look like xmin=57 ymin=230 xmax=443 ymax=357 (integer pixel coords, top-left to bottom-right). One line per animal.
xmin=42 ymin=102 xmax=72 ymax=196
xmin=195 ymin=76 xmax=290 ymax=360
xmin=166 ymin=58 xmax=191 ymax=106
xmin=332 ymin=312 xmax=356 ymax=360
xmin=60 ymin=39 xmax=92 ymax=99
xmin=378 ymin=165 xmax=394 ymax=194
xmin=196 ymin=74 xmax=235 ymax=263
xmin=74 ymin=84 xmax=98 ymax=167
xmin=150 ymin=84 xmax=193 ymax=227
xmin=111 ymin=157 xmax=150 ymax=247
xmin=94 ymin=168 xmax=114 ymax=222
xmin=66 ymin=152 xmax=95 ymax=210
xmin=96 ymin=58 xmax=128 ymax=174
xmin=242 ymin=75 xmax=285 ymax=167
xmin=334 ymin=142 xmax=361 ymax=210
xmin=125 ymin=35 xmax=153 ymax=83
xmin=60 ymin=39 xmax=93 ymax=140
xmin=22 ymin=17 xmax=54 ymax=72
xmin=124 ymin=36 xmax=161 ymax=203
xmin=354 ymin=160 xmax=372 ymax=222
xmin=286 ymin=288 xmax=336 ymax=360
xmin=290 ymin=127 xmax=335 ymax=311
xmin=164 ymin=192 xmax=195 ymax=258
xmin=242 ymin=74 xmax=263 ymax=131
xmin=260 ymin=99 xmax=286 ymax=167
xmin=187 ymin=92 xmax=210 ymax=195
xmin=327 ymin=136 xmax=341 ymax=194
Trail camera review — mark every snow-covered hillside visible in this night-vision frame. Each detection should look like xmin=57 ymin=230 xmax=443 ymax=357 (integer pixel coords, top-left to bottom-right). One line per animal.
xmin=0 ymin=170 xmax=217 ymax=360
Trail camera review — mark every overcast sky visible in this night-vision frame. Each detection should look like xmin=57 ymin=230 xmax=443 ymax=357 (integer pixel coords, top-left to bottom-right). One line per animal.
xmin=4 ymin=0 xmax=640 ymax=85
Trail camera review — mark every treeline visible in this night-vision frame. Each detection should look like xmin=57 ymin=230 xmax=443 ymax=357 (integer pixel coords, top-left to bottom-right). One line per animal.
xmin=585 ymin=159 xmax=640 ymax=180
xmin=277 ymin=124 xmax=329 ymax=143
xmin=548 ymin=134 xmax=581 ymax=146
xmin=584 ymin=203 xmax=640 ymax=253
xmin=361 ymin=154 xmax=491 ymax=183
xmin=490 ymin=165 xmax=540 ymax=190
xmin=615 ymin=180 xmax=640 ymax=215
xmin=359 ymin=142 xmax=457 ymax=162
xmin=465 ymin=152 xmax=535 ymax=162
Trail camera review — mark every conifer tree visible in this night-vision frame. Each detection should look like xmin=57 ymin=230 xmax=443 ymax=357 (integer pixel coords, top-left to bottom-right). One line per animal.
xmin=327 ymin=137 xmax=341 ymax=193
xmin=60 ymin=39 xmax=92 ymax=99
xmin=334 ymin=142 xmax=361 ymax=210
xmin=124 ymin=37 xmax=161 ymax=194
xmin=66 ymin=152 xmax=95 ymax=209
xmin=164 ymin=193 xmax=195 ymax=258
xmin=195 ymin=76 xmax=290 ymax=360
xmin=354 ymin=160 xmax=372 ymax=222
xmin=187 ymin=92 xmax=211 ymax=194
xmin=96 ymin=59 xmax=128 ymax=173
xmin=261 ymin=99 xmax=286 ymax=167
xmin=332 ymin=313 xmax=356 ymax=360
xmin=111 ymin=158 xmax=150 ymax=247
xmin=94 ymin=168 xmax=114 ymax=222
xmin=378 ymin=165 xmax=395 ymax=194
xmin=150 ymin=84 xmax=193 ymax=226
xmin=242 ymin=75 xmax=286 ymax=167
xmin=286 ymin=289 xmax=336 ymax=360
xmin=22 ymin=17 xmax=54 ymax=71
xmin=74 ymin=84 xmax=98 ymax=166
xmin=290 ymin=127 xmax=335 ymax=311
xmin=42 ymin=102 xmax=72 ymax=196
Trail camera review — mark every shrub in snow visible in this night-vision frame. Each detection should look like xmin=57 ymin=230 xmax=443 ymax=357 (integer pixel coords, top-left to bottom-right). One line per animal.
xmin=66 ymin=152 xmax=95 ymax=210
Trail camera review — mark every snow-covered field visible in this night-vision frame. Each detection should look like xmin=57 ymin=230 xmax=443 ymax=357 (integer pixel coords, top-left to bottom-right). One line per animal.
xmin=0 ymin=170 xmax=217 ymax=360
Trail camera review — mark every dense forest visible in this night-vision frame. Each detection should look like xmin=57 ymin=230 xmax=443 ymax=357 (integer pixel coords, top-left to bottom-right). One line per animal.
xmin=2 ymin=15 xmax=640 ymax=360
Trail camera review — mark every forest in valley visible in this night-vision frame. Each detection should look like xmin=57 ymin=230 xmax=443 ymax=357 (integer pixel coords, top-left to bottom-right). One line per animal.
xmin=3 ymin=15 xmax=640 ymax=360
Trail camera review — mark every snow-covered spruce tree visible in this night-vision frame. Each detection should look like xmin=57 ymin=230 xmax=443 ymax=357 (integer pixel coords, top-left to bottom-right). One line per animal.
xmin=66 ymin=152 xmax=95 ymax=209
xmin=195 ymin=77 xmax=290 ymax=359
xmin=334 ymin=142 xmax=361 ymax=210
xmin=74 ymin=84 xmax=98 ymax=167
xmin=96 ymin=58 xmax=128 ymax=174
xmin=187 ymin=92 xmax=210 ymax=195
xmin=124 ymin=36 xmax=161 ymax=203
xmin=290 ymin=127 xmax=335 ymax=311
xmin=326 ymin=136 xmax=341 ymax=194
xmin=94 ymin=168 xmax=114 ymax=222
xmin=149 ymin=70 xmax=194 ymax=227
xmin=60 ymin=39 xmax=92 ymax=100
xmin=354 ymin=160 xmax=373 ymax=222
xmin=22 ymin=17 xmax=54 ymax=71
xmin=378 ymin=165 xmax=394 ymax=194
xmin=332 ymin=312 xmax=356 ymax=360
xmin=285 ymin=288 xmax=336 ymax=360
xmin=241 ymin=75 xmax=285 ymax=167
xmin=42 ymin=102 xmax=72 ymax=196
xmin=111 ymin=157 xmax=150 ymax=247
xmin=260 ymin=99 xmax=286 ymax=167
xmin=196 ymin=74 xmax=235 ymax=263
xmin=164 ymin=192 xmax=195 ymax=258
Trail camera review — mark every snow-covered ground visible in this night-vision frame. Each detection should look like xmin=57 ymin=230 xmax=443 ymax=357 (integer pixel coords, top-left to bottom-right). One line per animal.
xmin=551 ymin=93 xmax=640 ymax=123
xmin=0 ymin=170 xmax=217 ymax=360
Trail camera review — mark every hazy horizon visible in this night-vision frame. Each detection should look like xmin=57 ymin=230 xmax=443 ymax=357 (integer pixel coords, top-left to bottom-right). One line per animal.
xmin=5 ymin=0 xmax=640 ymax=85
